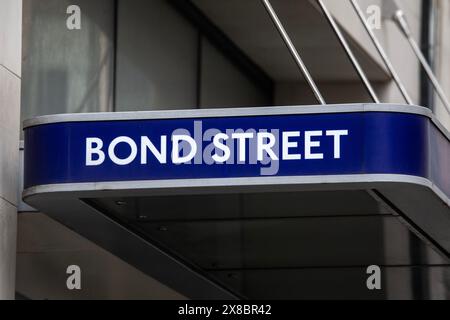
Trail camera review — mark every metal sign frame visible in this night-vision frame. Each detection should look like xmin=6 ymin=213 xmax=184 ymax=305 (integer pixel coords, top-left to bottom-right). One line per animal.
xmin=22 ymin=104 xmax=450 ymax=298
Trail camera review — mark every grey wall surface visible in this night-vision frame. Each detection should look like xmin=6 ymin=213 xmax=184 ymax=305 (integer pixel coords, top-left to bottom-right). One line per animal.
xmin=0 ymin=0 xmax=21 ymax=300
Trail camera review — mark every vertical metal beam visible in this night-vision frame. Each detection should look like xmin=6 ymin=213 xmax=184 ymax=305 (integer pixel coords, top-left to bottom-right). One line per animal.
xmin=350 ymin=0 xmax=413 ymax=105
xmin=419 ymin=0 xmax=435 ymax=110
xmin=392 ymin=10 xmax=450 ymax=114
xmin=315 ymin=0 xmax=380 ymax=103
xmin=261 ymin=0 xmax=326 ymax=105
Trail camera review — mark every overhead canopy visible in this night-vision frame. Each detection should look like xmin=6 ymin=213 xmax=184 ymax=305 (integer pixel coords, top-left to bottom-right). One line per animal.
xmin=23 ymin=104 xmax=450 ymax=298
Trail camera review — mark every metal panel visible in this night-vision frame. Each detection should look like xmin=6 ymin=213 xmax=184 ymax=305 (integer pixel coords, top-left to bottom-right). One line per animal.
xmin=23 ymin=180 xmax=450 ymax=299
xmin=23 ymin=106 xmax=441 ymax=197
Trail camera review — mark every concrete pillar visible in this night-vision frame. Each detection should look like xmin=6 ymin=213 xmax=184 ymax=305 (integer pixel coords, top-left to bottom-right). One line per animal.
xmin=0 ymin=0 xmax=22 ymax=300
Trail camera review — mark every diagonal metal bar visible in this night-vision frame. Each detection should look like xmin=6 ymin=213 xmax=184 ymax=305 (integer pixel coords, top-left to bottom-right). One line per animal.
xmin=261 ymin=0 xmax=326 ymax=105
xmin=350 ymin=0 xmax=413 ymax=105
xmin=315 ymin=0 xmax=380 ymax=103
xmin=392 ymin=9 xmax=450 ymax=114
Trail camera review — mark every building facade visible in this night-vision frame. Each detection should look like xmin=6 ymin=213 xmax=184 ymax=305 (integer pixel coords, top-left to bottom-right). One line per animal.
xmin=1 ymin=0 xmax=450 ymax=299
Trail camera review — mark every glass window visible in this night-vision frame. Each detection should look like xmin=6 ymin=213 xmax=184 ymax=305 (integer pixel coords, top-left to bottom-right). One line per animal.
xmin=22 ymin=0 xmax=272 ymax=120
xmin=21 ymin=0 xmax=115 ymax=126
xmin=200 ymin=37 xmax=271 ymax=108
xmin=115 ymin=0 xmax=198 ymax=111
xmin=115 ymin=0 xmax=271 ymax=111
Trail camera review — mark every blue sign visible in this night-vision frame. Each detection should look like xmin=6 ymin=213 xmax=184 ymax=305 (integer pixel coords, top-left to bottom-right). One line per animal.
xmin=24 ymin=109 xmax=449 ymax=197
